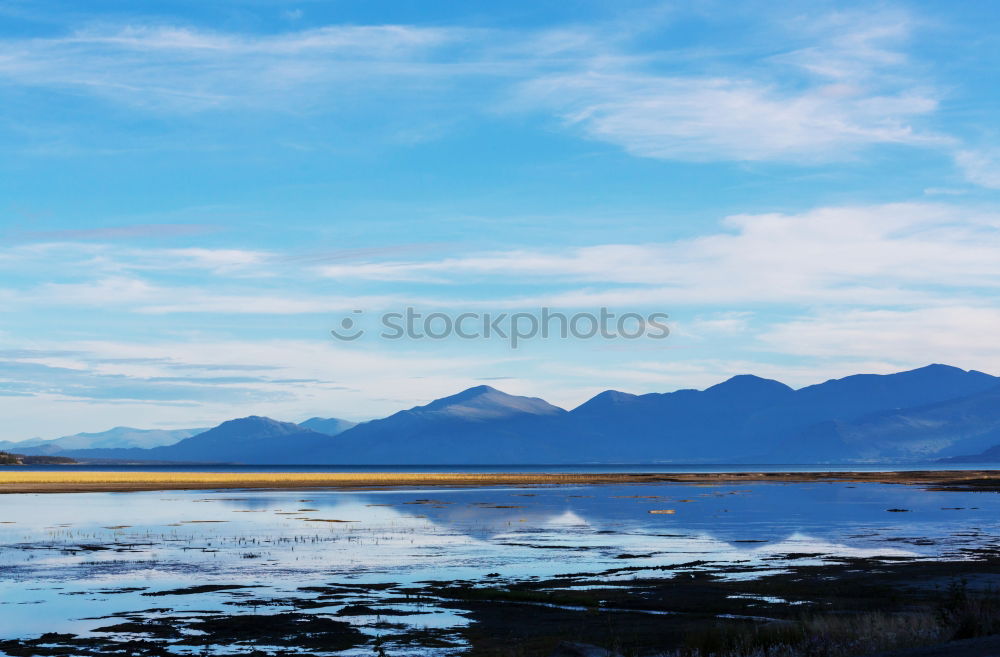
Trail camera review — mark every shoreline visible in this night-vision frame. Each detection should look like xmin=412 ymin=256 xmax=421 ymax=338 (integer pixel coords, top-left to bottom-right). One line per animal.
xmin=1 ymin=469 xmax=999 ymax=493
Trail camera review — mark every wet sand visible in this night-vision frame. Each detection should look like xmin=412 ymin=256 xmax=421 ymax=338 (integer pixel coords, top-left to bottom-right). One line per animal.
xmin=1 ymin=469 xmax=998 ymax=493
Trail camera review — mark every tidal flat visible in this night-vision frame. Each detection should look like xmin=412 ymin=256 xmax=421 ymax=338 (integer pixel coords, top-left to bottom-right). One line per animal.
xmin=1 ymin=476 xmax=999 ymax=656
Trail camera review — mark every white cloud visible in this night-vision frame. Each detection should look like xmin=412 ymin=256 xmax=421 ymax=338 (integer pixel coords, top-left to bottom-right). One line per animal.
xmin=774 ymin=9 xmax=911 ymax=82
xmin=514 ymin=8 xmax=945 ymax=163
xmin=955 ymin=149 xmax=1000 ymax=189
xmin=0 ymin=24 xmax=473 ymax=111
xmin=38 ymin=276 xmax=158 ymax=305
xmin=518 ymin=72 xmax=940 ymax=163
xmin=11 ymin=275 xmax=416 ymax=314
xmin=678 ymin=312 xmax=754 ymax=338
xmin=758 ymin=306 xmax=1000 ymax=373
xmin=0 ymin=338 xmax=526 ymax=440
xmin=0 ymin=7 xmax=953 ymax=166
xmin=7 ymin=202 xmax=1000 ymax=316
xmin=159 ymin=248 xmax=270 ymax=273
xmin=0 ymin=243 xmax=271 ymax=276
xmin=317 ymin=202 xmax=1000 ymax=306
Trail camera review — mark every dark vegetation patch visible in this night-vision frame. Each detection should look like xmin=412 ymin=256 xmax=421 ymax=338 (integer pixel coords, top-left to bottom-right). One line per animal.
xmin=5 ymin=553 xmax=1000 ymax=657
xmin=142 ymin=584 xmax=255 ymax=597
xmin=180 ymin=613 xmax=363 ymax=650
xmin=425 ymin=551 xmax=1000 ymax=656
xmin=0 ymin=612 xmax=365 ymax=656
xmin=336 ymin=604 xmax=430 ymax=616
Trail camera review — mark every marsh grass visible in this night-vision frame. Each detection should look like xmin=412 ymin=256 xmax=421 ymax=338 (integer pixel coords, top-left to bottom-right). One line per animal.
xmin=0 ymin=471 xmax=645 ymax=491
xmin=3 ymin=470 xmax=999 ymax=495
xmin=679 ymin=612 xmax=940 ymax=657
xmin=936 ymin=579 xmax=1000 ymax=640
xmin=676 ymin=582 xmax=1000 ymax=657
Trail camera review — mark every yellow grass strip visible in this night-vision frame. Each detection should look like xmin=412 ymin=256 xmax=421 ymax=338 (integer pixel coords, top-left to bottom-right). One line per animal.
xmin=0 ymin=469 xmax=997 ymax=494
xmin=0 ymin=471 xmax=622 ymax=485
xmin=0 ymin=471 xmax=652 ymax=493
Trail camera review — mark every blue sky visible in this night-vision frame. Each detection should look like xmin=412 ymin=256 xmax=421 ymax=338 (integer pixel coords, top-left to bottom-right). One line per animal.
xmin=3 ymin=0 xmax=1000 ymax=440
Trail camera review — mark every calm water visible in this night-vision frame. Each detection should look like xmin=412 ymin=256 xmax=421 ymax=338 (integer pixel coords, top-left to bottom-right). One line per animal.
xmin=1 ymin=481 xmax=999 ymax=653
xmin=14 ymin=462 xmax=1000 ymax=473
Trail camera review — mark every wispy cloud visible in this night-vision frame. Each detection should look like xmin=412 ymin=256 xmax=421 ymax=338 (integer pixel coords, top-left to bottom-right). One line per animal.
xmin=0 ymin=338 xmax=522 ymax=439
xmin=6 ymin=202 xmax=1000 ymax=314
xmin=14 ymin=276 xmax=406 ymax=314
xmin=955 ymin=149 xmax=1000 ymax=189
xmin=0 ymin=243 xmax=273 ymax=277
xmin=759 ymin=306 xmax=1000 ymax=370
xmin=0 ymin=6 xmax=958 ymax=167
xmin=519 ymin=73 xmax=940 ymax=162
xmin=516 ymin=9 xmax=945 ymax=162
xmin=0 ymin=23 xmax=476 ymax=112
xmin=316 ymin=202 xmax=1000 ymax=306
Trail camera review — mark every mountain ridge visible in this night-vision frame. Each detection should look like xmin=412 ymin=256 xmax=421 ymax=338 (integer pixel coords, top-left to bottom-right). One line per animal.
xmin=36 ymin=364 xmax=1000 ymax=465
xmin=0 ymin=426 xmax=207 ymax=456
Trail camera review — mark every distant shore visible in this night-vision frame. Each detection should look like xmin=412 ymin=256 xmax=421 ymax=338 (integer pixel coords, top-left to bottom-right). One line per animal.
xmin=2 ymin=469 xmax=999 ymax=494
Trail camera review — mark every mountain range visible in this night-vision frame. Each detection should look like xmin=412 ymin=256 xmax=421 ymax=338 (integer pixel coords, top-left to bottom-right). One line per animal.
xmin=8 ymin=364 xmax=1000 ymax=465
xmin=4 ymin=417 xmax=354 ymax=461
xmin=0 ymin=427 xmax=206 ymax=455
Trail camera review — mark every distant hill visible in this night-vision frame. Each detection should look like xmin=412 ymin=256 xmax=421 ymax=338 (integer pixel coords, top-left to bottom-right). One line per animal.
xmin=0 ymin=426 xmax=205 ymax=456
xmin=562 ymin=374 xmax=797 ymax=462
xmin=61 ymin=416 xmax=336 ymax=464
xmin=298 ymin=417 xmax=357 ymax=435
xmin=773 ymin=384 xmax=1000 ymax=462
xmin=34 ymin=364 xmax=1000 ymax=465
xmin=545 ymin=364 xmax=1000 ymax=463
xmin=0 ymin=451 xmax=77 ymax=465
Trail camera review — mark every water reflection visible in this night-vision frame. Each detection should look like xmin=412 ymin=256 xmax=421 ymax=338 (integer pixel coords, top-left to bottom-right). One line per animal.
xmin=1 ymin=481 xmax=998 ymax=647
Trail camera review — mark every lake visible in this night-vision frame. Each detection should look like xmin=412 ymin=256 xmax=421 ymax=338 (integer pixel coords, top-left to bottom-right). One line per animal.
xmin=13 ymin=462 xmax=1000 ymax=473
xmin=1 ymin=480 xmax=999 ymax=654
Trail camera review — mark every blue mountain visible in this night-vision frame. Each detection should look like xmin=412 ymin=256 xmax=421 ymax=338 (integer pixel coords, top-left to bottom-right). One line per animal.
xmin=308 ymin=385 xmax=568 ymax=464
xmin=790 ymin=383 xmax=1000 ymax=462
xmin=61 ymin=417 xmax=334 ymax=464
xmin=0 ymin=426 xmax=206 ymax=456
xmin=45 ymin=364 xmax=1000 ymax=465
xmin=941 ymin=443 xmax=1000 ymax=464
xmin=316 ymin=364 xmax=1000 ymax=464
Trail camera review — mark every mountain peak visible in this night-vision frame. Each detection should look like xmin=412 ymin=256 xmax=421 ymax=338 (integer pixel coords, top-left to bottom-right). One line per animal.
xmin=803 ymin=364 xmax=999 ymax=399
xmin=416 ymin=385 xmax=564 ymax=420
xmin=897 ymin=364 xmax=997 ymax=382
xmin=571 ymin=390 xmax=639 ymax=414
xmin=593 ymin=390 xmax=638 ymax=403
xmin=421 ymin=385 xmax=506 ymax=410
xmin=429 ymin=385 xmax=499 ymax=404
xmin=707 ymin=374 xmax=794 ymax=395
xmin=219 ymin=415 xmax=282 ymax=426
xmin=209 ymin=416 xmax=317 ymax=439
xmin=39 ymin=364 xmax=1000 ymax=465
xmin=903 ymin=364 xmax=967 ymax=377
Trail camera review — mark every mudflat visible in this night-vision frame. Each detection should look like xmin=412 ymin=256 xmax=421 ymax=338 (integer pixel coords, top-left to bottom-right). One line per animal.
xmin=1 ymin=469 xmax=998 ymax=493
xmin=3 ymin=478 xmax=1000 ymax=656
